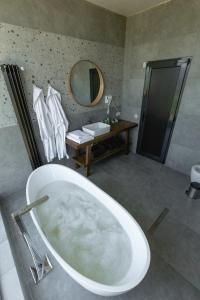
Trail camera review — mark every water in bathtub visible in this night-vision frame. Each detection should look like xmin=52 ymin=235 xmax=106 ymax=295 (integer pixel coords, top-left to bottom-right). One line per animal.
xmin=36 ymin=180 xmax=132 ymax=285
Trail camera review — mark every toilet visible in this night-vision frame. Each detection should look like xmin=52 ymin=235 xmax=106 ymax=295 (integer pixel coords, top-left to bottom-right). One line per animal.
xmin=191 ymin=165 xmax=200 ymax=183
xmin=186 ymin=165 xmax=200 ymax=199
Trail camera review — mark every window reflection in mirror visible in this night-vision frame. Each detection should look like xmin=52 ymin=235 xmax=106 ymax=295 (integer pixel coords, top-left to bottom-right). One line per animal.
xmin=69 ymin=60 xmax=104 ymax=107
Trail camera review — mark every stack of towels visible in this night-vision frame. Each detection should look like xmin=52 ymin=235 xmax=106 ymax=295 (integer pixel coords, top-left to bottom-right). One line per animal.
xmin=66 ymin=130 xmax=94 ymax=144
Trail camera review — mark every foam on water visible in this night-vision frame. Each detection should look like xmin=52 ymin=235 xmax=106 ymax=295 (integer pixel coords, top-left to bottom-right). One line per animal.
xmin=36 ymin=180 xmax=132 ymax=285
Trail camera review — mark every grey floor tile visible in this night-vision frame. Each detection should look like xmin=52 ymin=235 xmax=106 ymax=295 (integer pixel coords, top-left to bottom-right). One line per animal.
xmin=170 ymin=196 xmax=200 ymax=236
xmin=150 ymin=216 xmax=200 ymax=290
xmin=0 ymin=239 xmax=15 ymax=276
xmin=1 ymin=267 xmax=25 ymax=300
xmin=1 ymin=154 xmax=200 ymax=299
xmin=119 ymin=251 xmax=200 ymax=300
xmin=128 ymin=202 xmax=168 ymax=232
xmin=0 ymin=214 xmax=7 ymax=243
xmin=2 ymin=188 xmax=26 ymax=212
xmin=156 ymin=164 xmax=189 ymax=191
xmin=1 ymin=204 xmax=21 ymax=241
xmin=30 ymin=262 xmax=121 ymax=300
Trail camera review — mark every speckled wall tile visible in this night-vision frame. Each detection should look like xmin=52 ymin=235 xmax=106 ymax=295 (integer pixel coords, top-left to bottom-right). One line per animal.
xmin=0 ymin=22 xmax=124 ymax=128
xmin=0 ymin=71 xmax=17 ymax=128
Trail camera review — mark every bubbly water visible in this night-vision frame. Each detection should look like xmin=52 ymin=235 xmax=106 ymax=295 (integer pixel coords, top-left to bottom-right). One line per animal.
xmin=36 ymin=180 xmax=132 ymax=284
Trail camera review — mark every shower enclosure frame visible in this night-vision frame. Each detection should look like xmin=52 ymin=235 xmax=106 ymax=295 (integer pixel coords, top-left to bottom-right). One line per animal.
xmin=137 ymin=56 xmax=192 ymax=163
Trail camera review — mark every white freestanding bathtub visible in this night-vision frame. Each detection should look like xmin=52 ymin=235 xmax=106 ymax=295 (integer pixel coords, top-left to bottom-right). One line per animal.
xmin=26 ymin=164 xmax=150 ymax=296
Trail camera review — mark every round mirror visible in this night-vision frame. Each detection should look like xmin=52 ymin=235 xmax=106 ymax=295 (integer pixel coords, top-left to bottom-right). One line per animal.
xmin=69 ymin=60 xmax=104 ymax=107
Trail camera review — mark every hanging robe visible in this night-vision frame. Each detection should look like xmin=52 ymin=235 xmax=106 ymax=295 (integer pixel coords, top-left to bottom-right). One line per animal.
xmin=33 ymin=85 xmax=56 ymax=162
xmin=46 ymin=85 xmax=69 ymax=160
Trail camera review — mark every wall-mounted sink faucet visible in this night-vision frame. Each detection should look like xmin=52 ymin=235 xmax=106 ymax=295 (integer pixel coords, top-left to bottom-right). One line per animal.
xmin=12 ymin=195 xmax=53 ymax=284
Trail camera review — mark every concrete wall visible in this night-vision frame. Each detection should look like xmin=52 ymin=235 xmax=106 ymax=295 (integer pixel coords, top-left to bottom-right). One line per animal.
xmin=0 ymin=22 xmax=124 ymax=196
xmin=121 ymin=0 xmax=200 ymax=174
xmin=0 ymin=0 xmax=126 ymax=47
xmin=1 ymin=0 xmax=200 ymax=200
xmin=0 ymin=0 xmax=125 ymax=197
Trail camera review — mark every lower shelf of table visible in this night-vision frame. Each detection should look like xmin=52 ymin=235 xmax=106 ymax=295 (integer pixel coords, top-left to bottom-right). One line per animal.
xmin=73 ymin=145 xmax=127 ymax=167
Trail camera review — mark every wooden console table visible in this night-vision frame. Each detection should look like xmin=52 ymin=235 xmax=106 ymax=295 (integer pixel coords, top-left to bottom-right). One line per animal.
xmin=66 ymin=120 xmax=137 ymax=176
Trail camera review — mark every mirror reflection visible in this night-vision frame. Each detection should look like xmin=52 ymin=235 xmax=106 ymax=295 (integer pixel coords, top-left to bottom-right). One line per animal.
xmin=70 ymin=60 xmax=104 ymax=107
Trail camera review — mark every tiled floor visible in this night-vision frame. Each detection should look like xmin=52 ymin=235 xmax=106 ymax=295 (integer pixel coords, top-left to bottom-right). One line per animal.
xmin=1 ymin=154 xmax=200 ymax=300
xmin=0 ymin=212 xmax=24 ymax=300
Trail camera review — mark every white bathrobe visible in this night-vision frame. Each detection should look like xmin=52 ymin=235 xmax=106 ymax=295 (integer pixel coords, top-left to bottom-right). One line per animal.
xmin=33 ymin=85 xmax=56 ymax=162
xmin=46 ymin=85 xmax=69 ymax=160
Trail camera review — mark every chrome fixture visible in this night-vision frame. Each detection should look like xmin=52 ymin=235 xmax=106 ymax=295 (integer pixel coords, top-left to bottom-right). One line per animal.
xmin=12 ymin=195 xmax=53 ymax=284
xmin=186 ymin=182 xmax=200 ymax=200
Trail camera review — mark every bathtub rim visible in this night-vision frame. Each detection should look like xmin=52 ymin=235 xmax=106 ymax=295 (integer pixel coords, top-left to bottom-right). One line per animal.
xmin=26 ymin=164 xmax=151 ymax=296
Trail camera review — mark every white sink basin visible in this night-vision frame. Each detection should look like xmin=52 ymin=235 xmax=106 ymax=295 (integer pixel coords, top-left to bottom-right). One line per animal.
xmin=82 ymin=122 xmax=110 ymax=137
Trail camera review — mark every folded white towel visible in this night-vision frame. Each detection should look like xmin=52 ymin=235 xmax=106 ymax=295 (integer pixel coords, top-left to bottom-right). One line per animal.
xmin=67 ymin=136 xmax=94 ymax=144
xmin=68 ymin=130 xmax=92 ymax=140
xmin=67 ymin=130 xmax=94 ymax=144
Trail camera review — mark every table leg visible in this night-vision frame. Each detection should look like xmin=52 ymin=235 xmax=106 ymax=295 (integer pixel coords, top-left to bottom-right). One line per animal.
xmin=125 ymin=129 xmax=130 ymax=154
xmin=85 ymin=145 xmax=92 ymax=176
xmin=75 ymin=149 xmax=80 ymax=169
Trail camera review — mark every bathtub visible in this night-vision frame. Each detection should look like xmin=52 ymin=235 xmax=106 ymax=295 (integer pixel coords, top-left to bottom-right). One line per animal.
xmin=26 ymin=164 xmax=150 ymax=296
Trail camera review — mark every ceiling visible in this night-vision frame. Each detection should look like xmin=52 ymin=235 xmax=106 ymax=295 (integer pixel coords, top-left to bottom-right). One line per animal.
xmin=86 ymin=0 xmax=171 ymax=17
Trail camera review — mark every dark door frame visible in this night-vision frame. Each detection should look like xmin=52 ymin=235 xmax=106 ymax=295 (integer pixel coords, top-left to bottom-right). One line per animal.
xmin=137 ymin=57 xmax=192 ymax=163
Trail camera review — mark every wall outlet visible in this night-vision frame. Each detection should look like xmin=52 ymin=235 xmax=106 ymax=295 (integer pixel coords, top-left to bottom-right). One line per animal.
xmin=105 ymin=95 xmax=112 ymax=104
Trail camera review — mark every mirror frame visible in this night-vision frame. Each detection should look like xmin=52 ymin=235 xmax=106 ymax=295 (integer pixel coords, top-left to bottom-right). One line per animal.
xmin=69 ymin=60 xmax=104 ymax=107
